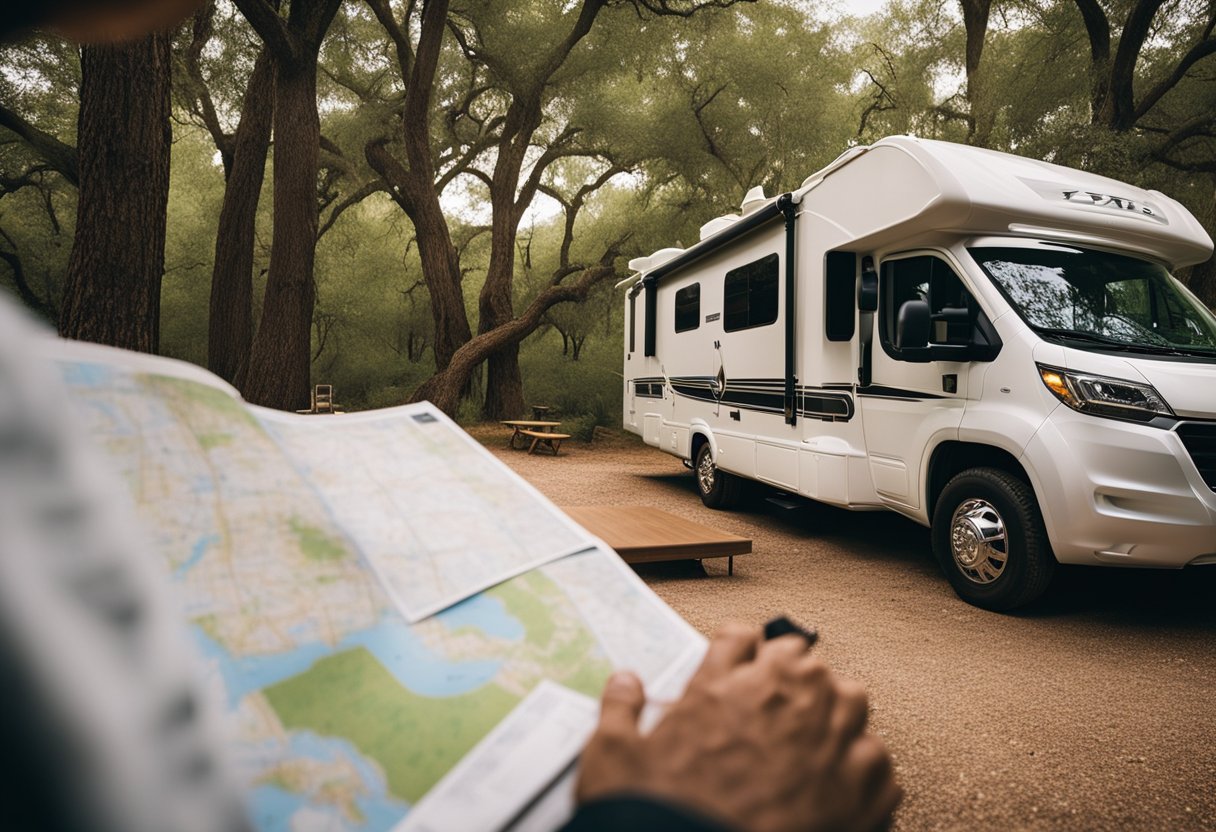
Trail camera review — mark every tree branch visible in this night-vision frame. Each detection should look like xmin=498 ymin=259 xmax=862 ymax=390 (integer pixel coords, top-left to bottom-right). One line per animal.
xmin=317 ymin=178 xmax=387 ymax=239
xmin=182 ymin=3 xmax=234 ymax=171
xmin=1133 ymin=24 xmax=1216 ymax=123
xmin=365 ymin=138 xmax=416 ymax=214
xmin=0 ymin=237 xmax=56 ymax=321
xmin=631 ymin=0 xmax=754 ymax=19
xmin=366 ymin=0 xmax=414 ymax=84
xmin=232 ymin=0 xmax=298 ymax=62
xmin=404 ymin=0 xmax=451 ymax=151
xmin=1104 ymin=0 xmax=1167 ymax=128
xmin=0 ymin=104 xmax=78 ymax=186
xmin=514 ymin=126 xmax=584 ymax=214
xmin=554 ymin=164 xmax=625 ymax=270
xmin=1072 ymin=0 xmax=1112 ymax=118
xmin=410 ymin=240 xmax=626 ymax=411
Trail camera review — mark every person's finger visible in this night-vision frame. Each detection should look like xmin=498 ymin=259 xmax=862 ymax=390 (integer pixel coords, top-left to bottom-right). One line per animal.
xmin=688 ymin=622 xmax=761 ymax=686
xmin=755 ymin=632 xmax=812 ymax=673
xmin=594 ymin=670 xmax=645 ymax=740
xmin=827 ymin=677 xmax=869 ymax=750
xmin=842 ymin=735 xmax=901 ymax=831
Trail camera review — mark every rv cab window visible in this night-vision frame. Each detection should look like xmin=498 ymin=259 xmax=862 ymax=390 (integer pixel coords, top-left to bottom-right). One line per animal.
xmin=880 ymin=255 xmax=977 ymax=353
xmin=724 ymin=253 xmax=779 ymax=332
xmin=675 ymin=283 xmax=701 ymax=332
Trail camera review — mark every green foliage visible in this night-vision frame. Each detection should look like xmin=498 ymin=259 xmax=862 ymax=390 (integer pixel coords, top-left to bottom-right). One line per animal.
xmin=519 ymin=321 xmax=623 ymax=439
xmin=3 ymin=0 xmax=1214 ymax=406
xmin=160 ymin=125 xmax=229 ymax=365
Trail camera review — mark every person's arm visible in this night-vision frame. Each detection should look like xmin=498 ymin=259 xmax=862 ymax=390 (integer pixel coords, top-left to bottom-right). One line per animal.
xmin=568 ymin=624 xmax=901 ymax=832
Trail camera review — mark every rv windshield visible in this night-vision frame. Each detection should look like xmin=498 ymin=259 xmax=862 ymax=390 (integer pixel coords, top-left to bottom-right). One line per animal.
xmin=970 ymin=245 xmax=1216 ymax=357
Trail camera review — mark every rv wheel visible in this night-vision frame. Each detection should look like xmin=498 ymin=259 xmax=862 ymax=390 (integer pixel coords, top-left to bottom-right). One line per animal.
xmin=931 ymin=468 xmax=1055 ymax=611
xmin=695 ymin=443 xmax=741 ymax=510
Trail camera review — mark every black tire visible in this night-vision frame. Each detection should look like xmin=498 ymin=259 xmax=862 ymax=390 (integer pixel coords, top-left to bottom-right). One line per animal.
xmin=931 ymin=467 xmax=1055 ymax=611
xmin=695 ymin=442 xmax=741 ymax=510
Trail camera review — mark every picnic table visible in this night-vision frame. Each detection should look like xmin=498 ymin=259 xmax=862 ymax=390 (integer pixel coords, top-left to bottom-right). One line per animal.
xmin=500 ymin=420 xmax=570 ymax=455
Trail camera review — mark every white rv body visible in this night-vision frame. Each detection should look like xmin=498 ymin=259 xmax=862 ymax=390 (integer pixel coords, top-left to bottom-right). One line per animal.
xmin=621 ymin=136 xmax=1216 ymax=609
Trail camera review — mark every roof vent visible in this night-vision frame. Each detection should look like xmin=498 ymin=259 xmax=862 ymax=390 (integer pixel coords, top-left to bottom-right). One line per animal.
xmin=648 ymin=247 xmax=684 ymax=267
xmin=740 ymin=186 xmax=767 ymax=215
xmin=629 ymin=247 xmax=685 ymax=274
xmin=699 ymin=214 xmax=740 ymax=240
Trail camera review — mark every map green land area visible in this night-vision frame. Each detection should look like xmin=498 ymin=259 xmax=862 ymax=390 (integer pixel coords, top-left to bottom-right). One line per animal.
xmin=266 ymin=647 xmax=518 ymax=803
xmin=263 ymin=567 xmax=613 ymax=806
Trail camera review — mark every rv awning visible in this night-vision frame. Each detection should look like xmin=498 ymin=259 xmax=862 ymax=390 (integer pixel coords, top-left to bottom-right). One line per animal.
xmin=639 ymin=200 xmax=785 ymax=289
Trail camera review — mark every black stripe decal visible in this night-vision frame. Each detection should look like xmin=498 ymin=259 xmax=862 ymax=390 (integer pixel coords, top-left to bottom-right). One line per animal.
xmin=662 ymin=380 xmax=855 ymax=422
xmin=857 ymin=385 xmax=948 ymax=401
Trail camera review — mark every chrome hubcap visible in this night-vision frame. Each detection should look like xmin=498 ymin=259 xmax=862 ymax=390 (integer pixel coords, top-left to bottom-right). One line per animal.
xmin=950 ymin=499 xmax=1009 ymax=584
xmin=697 ymin=452 xmax=715 ymax=494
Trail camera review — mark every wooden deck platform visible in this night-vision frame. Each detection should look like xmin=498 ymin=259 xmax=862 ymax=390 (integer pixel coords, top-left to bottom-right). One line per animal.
xmin=561 ymin=505 xmax=751 ymax=575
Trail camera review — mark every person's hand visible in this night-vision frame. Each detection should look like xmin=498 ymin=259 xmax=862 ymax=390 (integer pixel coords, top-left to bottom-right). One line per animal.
xmin=576 ymin=623 xmax=901 ymax=832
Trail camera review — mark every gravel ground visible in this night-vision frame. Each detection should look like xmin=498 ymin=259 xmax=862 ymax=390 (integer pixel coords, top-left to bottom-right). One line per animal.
xmin=474 ymin=426 xmax=1216 ymax=832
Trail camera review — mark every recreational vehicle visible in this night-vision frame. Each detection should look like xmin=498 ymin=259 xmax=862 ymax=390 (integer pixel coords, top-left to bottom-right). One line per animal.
xmin=620 ymin=136 xmax=1216 ymax=610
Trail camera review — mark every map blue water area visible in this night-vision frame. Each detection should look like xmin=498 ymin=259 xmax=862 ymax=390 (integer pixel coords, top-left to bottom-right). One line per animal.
xmin=246 ymin=732 xmax=411 ymax=832
xmin=247 ymin=785 xmax=306 ymax=832
xmin=338 ymin=616 xmax=504 ymax=698
xmin=60 ymin=361 xmax=111 ymax=388
xmin=436 ymin=592 xmax=525 ymax=641
xmin=61 ymin=363 xmax=182 ymax=437
xmin=292 ymin=733 xmax=409 ymax=831
xmin=176 ymin=533 xmax=220 ymax=578
xmin=193 ymin=628 xmax=335 ymax=708
xmin=191 ymin=600 xmax=523 ymax=707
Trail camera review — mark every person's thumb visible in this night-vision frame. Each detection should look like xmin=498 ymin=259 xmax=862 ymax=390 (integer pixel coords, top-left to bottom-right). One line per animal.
xmin=596 ymin=670 xmax=644 ymax=738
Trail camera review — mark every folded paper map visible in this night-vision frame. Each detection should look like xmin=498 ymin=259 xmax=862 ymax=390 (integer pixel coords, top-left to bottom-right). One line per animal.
xmin=42 ymin=338 xmax=705 ymax=832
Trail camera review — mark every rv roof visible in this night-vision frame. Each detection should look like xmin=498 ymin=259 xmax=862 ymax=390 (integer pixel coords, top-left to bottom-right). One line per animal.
xmin=626 ymin=136 xmax=1212 ymax=284
xmin=797 ymin=136 xmax=1213 ymax=267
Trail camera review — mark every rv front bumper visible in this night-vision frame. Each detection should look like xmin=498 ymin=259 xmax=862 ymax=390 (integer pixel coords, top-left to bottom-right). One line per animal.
xmin=1023 ymin=408 xmax=1216 ymax=568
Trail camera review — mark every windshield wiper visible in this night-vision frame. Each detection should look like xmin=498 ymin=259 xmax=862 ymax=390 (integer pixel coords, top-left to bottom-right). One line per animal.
xmin=1030 ymin=327 xmax=1194 ymax=356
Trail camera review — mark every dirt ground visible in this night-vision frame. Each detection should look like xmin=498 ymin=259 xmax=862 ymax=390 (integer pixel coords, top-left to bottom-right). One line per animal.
xmin=473 ymin=425 xmax=1216 ymax=832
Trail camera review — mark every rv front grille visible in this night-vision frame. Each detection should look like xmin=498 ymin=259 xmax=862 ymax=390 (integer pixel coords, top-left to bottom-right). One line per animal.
xmin=1175 ymin=422 xmax=1216 ymax=492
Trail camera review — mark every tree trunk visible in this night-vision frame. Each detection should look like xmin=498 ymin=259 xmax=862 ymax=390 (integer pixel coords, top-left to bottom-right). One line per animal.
xmin=239 ymin=56 xmax=319 ymax=410
xmin=960 ymin=0 xmax=993 ymax=146
xmin=207 ymin=48 xmax=274 ymax=385
xmin=363 ymin=138 xmax=473 ymax=372
xmin=1186 ymin=256 xmax=1216 ymax=310
xmin=58 ymin=34 xmax=172 ymax=353
xmin=413 ymin=200 xmax=472 ymax=370
xmin=1072 ymin=0 xmax=1112 ymax=123
xmin=478 ymin=149 xmax=531 ymax=420
xmin=483 ymin=341 xmax=524 ymax=419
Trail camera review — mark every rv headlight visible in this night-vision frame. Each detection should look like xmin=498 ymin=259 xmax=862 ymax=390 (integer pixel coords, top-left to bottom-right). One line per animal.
xmin=1037 ymin=364 xmax=1173 ymax=422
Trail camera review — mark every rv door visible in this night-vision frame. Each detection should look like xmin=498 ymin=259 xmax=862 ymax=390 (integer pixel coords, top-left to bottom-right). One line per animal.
xmin=860 ymin=252 xmax=978 ymax=510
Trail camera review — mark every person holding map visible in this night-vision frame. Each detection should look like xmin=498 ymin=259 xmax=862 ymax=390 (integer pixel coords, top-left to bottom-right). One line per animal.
xmin=573 ymin=629 xmax=902 ymax=832
xmin=0 ymin=4 xmax=900 ymax=832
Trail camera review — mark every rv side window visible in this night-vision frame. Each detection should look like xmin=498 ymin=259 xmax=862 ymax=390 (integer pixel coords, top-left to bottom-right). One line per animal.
xmin=675 ymin=283 xmax=700 ymax=332
xmin=724 ymin=253 xmax=779 ymax=332
xmin=880 ymin=255 xmax=975 ymax=351
xmin=825 ymin=251 xmax=857 ymax=341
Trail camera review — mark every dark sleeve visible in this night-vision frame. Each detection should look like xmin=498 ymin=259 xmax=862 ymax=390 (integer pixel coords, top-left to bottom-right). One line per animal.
xmin=559 ymin=796 xmax=739 ymax=832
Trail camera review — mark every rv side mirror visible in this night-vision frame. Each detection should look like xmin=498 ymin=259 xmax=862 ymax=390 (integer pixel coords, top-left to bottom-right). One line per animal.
xmin=896 ymin=299 xmax=931 ymax=351
xmin=858 ymin=269 xmax=878 ymax=313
